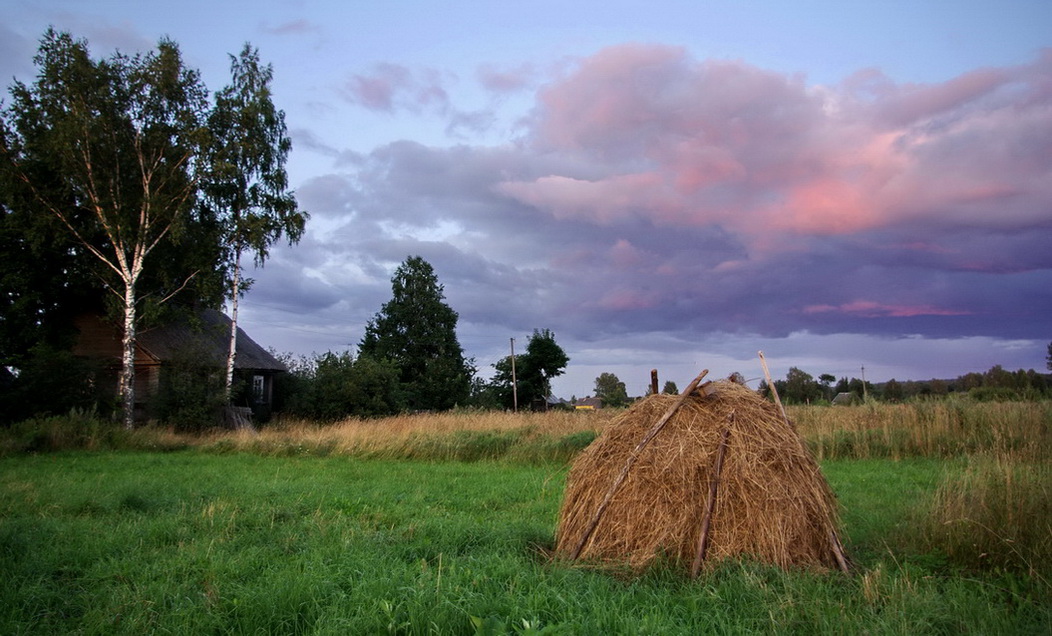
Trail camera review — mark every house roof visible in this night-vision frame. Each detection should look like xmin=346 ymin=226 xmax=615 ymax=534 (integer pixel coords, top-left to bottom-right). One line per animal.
xmin=831 ymin=392 xmax=857 ymax=405
xmin=136 ymin=309 xmax=286 ymax=372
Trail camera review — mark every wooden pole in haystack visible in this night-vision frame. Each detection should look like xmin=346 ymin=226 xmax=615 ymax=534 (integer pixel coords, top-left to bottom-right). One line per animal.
xmin=569 ymin=369 xmax=711 ymax=560
xmin=757 ymin=351 xmax=787 ymax=424
xmin=758 ymin=351 xmax=851 ymax=574
xmin=650 ymin=369 xmax=659 ymax=395
xmin=691 ymin=412 xmax=733 ymax=578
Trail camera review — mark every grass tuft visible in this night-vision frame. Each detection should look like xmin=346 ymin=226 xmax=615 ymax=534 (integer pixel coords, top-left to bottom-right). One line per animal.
xmin=917 ymin=451 xmax=1052 ymax=580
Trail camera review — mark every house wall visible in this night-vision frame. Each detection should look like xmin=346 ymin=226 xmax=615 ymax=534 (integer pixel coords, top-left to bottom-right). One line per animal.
xmin=73 ymin=315 xmax=160 ymax=417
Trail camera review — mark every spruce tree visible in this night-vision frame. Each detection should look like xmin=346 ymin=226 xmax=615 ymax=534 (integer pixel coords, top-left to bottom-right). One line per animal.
xmin=359 ymin=256 xmax=472 ymax=410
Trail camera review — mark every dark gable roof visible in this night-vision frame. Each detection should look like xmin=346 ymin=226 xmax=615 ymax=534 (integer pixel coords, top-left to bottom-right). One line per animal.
xmin=137 ymin=309 xmax=286 ymax=372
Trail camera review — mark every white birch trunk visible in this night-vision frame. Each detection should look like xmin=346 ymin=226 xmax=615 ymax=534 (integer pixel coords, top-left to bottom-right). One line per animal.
xmin=225 ymin=248 xmax=242 ymax=401
xmin=119 ymin=275 xmax=138 ymax=430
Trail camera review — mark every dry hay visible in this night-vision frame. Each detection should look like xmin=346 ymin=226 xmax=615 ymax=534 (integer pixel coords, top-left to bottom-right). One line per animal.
xmin=554 ymin=379 xmax=846 ymax=573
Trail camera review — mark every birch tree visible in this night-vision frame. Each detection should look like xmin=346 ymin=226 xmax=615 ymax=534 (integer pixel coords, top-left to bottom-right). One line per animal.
xmin=204 ymin=44 xmax=306 ymax=400
xmin=0 ymin=30 xmax=210 ymax=428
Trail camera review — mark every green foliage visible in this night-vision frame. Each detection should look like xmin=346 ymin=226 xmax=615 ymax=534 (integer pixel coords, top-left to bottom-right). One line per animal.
xmin=275 ymin=350 xmax=402 ymax=420
xmin=1 ymin=29 xmax=226 ymax=427
xmin=0 ymin=409 xmax=127 ymax=455
xmin=0 ymin=345 xmax=110 ymax=424
xmin=152 ymin=342 xmax=228 ymax=431
xmin=781 ymin=367 xmax=824 ymax=404
xmin=482 ymin=330 xmax=570 ymax=409
xmin=968 ymin=386 xmax=1024 ymax=402
xmin=359 ymin=256 xmax=473 ymax=411
xmin=519 ymin=329 xmax=569 ymax=402
xmin=0 ymin=29 xmax=219 ymax=307
xmin=661 ymin=380 xmax=678 ymax=395
xmin=594 ymin=372 xmax=629 ymax=407
xmin=882 ymin=378 xmax=904 ymax=402
xmin=482 ymin=354 xmax=520 ymax=409
xmin=205 ymin=43 xmax=306 ymax=267
xmin=0 ymin=193 xmax=101 ymax=366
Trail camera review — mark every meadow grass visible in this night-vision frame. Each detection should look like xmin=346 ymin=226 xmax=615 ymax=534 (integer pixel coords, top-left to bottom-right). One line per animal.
xmin=1 ymin=451 xmax=1048 ymax=634
xmin=4 ymin=398 xmax=1047 ymax=463
xmin=790 ymin=398 xmax=1052 ymax=460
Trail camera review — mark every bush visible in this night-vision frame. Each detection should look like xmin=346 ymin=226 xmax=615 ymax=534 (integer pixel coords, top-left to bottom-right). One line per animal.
xmin=274 ymin=351 xmax=402 ymax=420
xmin=0 ymin=409 xmax=127 ymax=455
xmin=968 ymin=386 xmax=1022 ymax=402
xmin=0 ymin=345 xmax=111 ymax=425
xmin=151 ymin=342 xmax=227 ymax=431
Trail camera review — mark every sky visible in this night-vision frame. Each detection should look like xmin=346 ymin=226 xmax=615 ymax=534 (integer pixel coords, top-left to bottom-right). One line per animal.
xmin=4 ymin=1 xmax=1051 ymax=398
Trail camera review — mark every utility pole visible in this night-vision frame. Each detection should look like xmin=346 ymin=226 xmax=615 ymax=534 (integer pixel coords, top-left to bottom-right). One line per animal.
xmin=510 ymin=337 xmax=518 ymax=413
xmin=861 ymin=364 xmax=868 ymax=402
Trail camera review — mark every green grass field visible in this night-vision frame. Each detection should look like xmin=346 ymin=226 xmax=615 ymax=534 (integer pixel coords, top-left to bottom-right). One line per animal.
xmin=2 ymin=450 xmax=1048 ymax=634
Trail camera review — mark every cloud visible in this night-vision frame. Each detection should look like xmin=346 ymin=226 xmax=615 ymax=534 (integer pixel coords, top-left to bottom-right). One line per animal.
xmin=802 ymin=301 xmax=972 ymax=318
xmin=260 ymin=19 xmax=320 ymax=36
xmin=259 ymin=44 xmax=1051 ymax=391
xmin=477 ymin=63 xmax=536 ymax=93
xmin=342 ymin=63 xmax=450 ymax=114
xmin=497 ymin=44 xmax=1052 ymax=247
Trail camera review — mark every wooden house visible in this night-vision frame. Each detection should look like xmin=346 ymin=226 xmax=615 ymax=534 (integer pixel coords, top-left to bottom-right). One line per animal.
xmin=831 ymin=392 xmax=860 ymax=406
xmin=574 ymin=396 xmax=603 ymax=410
xmin=74 ymin=309 xmax=286 ymax=420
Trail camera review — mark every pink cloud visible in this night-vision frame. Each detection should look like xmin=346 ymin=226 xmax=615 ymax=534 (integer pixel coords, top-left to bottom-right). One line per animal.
xmin=595 ymin=289 xmax=659 ymax=311
xmin=343 ymin=64 xmax=449 ymax=113
xmin=344 ymin=63 xmax=409 ymax=111
xmin=608 ymin=239 xmax=644 ymax=268
xmin=495 ymin=172 xmax=680 ymax=225
xmin=862 ymin=67 xmax=1011 ymax=127
xmin=495 ymin=44 xmax=1052 ymax=246
xmin=803 ymin=301 xmax=972 ymax=318
xmin=477 ymin=63 xmax=535 ymax=93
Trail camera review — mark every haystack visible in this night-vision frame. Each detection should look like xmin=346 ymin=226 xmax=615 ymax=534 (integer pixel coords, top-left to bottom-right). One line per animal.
xmin=555 ymin=375 xmax=848 ymax=574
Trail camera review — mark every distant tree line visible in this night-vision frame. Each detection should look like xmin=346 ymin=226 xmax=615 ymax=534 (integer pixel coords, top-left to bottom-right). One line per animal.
xmin=760 ymin=359 xmax=1051 ymax=405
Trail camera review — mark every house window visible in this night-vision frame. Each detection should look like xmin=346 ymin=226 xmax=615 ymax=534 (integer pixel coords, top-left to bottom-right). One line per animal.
xmin=252 ymin=375 xmax=265 ymax=402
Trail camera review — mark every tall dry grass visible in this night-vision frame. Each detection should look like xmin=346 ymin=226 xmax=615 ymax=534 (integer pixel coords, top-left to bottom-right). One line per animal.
xmin=5 ymin=398 xmax=1047 ymax=465
xmin=198 ymin=409 xmax=618 ymax=462
xmin=791 ymin=398 xmax=1052 ymax=460
xmin=916 ymin=450 xmax=1051 ymax=578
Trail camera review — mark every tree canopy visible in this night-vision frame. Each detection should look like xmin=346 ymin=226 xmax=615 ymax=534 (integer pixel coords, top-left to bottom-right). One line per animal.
xmin=0 ymin=29 xmax=220 ymax=427
xmin=359 ymin=256 xmax=473 ymax=411
xmin=1 ymin=30 xmax=307 ymax=427
xmin=594 ymin=372 xmax=629 ymax=407
xmin=515 ymin=329 xmax=569 ymax=406
xmin=203 ymin=43 xmax=308 ymax=398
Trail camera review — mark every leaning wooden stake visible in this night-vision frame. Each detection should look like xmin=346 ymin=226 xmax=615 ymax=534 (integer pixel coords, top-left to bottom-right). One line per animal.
xmin=758 ymin=351 xmax=851 ymax=574
xmin=569 ymin=369 xmax=710 ymax=560
xmin=829 ymin=529 xmax=851 ymax=573
xmin=757 ymin=350 xmax=788 ymax=424
xmin=691 ymin=413 xmax=733 ymax=578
